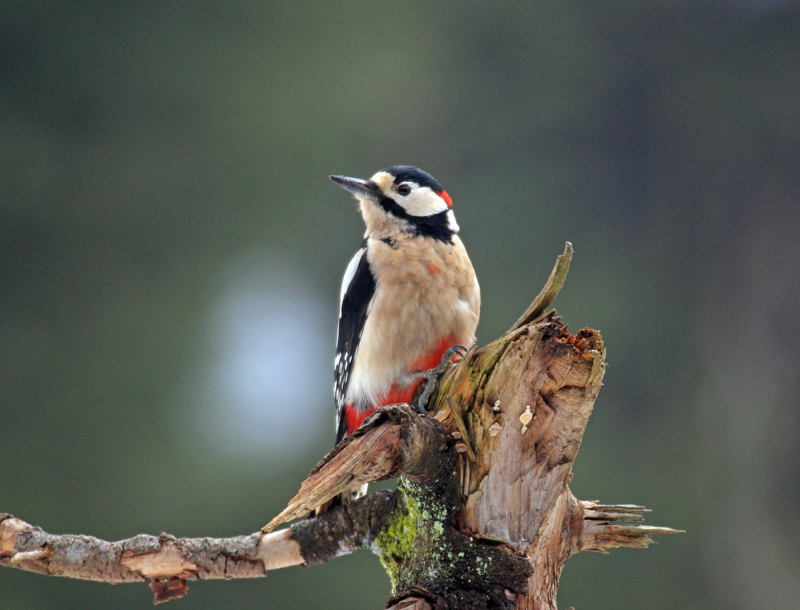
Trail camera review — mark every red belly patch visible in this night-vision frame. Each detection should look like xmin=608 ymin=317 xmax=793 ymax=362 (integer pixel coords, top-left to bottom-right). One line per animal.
xmin=344 ymin=334 xmax=461 ymax=436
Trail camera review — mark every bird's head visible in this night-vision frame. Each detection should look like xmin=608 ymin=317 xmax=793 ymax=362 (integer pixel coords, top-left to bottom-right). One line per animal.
xmin=330 ymin=165 xmax=459 ymax=242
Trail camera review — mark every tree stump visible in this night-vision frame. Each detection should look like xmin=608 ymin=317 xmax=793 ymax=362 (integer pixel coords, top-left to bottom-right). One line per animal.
xmin=262 ymin=243 xmax=678 ymax=609
xmin=1 ymin=243 xmax=679 ymax=607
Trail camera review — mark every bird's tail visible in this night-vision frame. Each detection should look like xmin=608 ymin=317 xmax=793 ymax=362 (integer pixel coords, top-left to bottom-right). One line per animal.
xmin=314 ymin=483 xmax=369 ymax=516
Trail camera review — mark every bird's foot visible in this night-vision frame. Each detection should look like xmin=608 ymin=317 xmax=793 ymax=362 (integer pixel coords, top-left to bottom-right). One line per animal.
xmin=416 ymin=344 xmax=468 ymax=415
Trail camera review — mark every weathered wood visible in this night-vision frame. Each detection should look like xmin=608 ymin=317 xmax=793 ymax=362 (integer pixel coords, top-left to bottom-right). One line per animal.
xmin=421 ymin=314 xmax=607 ymax=609
xmin=0 ymin=493 xmax=398 ymax=604
xmin=261 ymin=407 xmax=408 ymax=533
xmin=1 ymin=244 xmax=681 ymax=608
xmin=0 ymin=512 xmax=267 ymax=589
xmin=508 ymin=241 xmax=573 ymax=332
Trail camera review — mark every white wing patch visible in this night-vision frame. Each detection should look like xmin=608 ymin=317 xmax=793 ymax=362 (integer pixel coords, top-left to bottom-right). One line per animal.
xmin=339 ymin=247 xmax=366 ymax=314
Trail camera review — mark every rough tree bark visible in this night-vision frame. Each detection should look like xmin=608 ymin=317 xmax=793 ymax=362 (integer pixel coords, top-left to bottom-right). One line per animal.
xmin=0 ymin=243 xmax=679 ymax=608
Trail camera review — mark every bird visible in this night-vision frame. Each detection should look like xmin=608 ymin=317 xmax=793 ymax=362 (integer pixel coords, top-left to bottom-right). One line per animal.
xmin=330 ymin=165 xmax=481 ymax=459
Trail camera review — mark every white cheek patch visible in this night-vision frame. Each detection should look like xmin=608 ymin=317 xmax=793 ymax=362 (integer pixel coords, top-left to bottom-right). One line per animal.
xmin=400 ymin=186 xmax=449 ymax=217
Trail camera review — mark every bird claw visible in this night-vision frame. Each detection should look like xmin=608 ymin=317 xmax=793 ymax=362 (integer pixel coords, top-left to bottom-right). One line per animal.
xmin=417 ymin=344 xmax=468 ymax=415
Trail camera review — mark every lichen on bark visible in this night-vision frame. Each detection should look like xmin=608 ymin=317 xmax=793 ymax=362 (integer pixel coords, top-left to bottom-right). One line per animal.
xmin=375 ymin=483 xmax=420 ymax=585
xmin=375 ymin=453 xmax=531 ymax=606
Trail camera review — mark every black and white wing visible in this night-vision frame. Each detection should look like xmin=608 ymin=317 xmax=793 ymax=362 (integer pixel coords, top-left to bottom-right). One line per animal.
xmin=334 ymin=244 xmax=376 ymax=443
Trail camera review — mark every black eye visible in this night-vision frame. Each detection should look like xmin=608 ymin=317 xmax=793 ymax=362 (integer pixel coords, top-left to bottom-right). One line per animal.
xmin=397 ymin=183 xmax=411 ymax=196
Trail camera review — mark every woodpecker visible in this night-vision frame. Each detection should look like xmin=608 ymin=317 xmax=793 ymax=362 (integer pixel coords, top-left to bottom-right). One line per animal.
xmin=331 ymin=166 xmax=481 ymax=449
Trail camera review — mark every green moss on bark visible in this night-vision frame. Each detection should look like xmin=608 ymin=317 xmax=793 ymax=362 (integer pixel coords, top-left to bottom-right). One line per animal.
xmin=375 ymin=486 xmax=420 ymax=585
xmin=374 ymin=474 xmax=530 ymax=602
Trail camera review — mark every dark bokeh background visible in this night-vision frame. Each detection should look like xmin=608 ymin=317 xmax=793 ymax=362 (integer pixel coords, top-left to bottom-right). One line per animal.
xmin=2 ymin=1 xmax=799 ymax=608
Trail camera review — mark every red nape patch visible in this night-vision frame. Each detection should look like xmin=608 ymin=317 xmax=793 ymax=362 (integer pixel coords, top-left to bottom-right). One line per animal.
xmin=439 ymin=190 xmax=453 ymax=207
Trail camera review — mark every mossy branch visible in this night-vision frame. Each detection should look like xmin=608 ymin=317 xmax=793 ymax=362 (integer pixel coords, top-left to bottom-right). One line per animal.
xmin=1 ymin=243 xmax=681 ymax=609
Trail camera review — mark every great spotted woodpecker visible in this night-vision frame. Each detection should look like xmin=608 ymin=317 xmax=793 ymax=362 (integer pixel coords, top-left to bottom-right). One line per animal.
xmin=330 ymin=166 xmax=480 ymax=449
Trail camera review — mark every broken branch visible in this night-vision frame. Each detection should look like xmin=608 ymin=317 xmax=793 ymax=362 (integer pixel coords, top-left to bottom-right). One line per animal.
xmin=1 ymin=492 xmax=398 ymax=603
xmin=2 ymin=244 xmax=681 ymax=609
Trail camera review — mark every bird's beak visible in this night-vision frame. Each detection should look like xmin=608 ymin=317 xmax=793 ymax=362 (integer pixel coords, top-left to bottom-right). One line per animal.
xmin=330 ymin=175 xmax=378 ymax=198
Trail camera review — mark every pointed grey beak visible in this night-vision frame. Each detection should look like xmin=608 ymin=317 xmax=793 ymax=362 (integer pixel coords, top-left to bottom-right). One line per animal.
xmin=330 ymin=175 xmax=379 ymax=198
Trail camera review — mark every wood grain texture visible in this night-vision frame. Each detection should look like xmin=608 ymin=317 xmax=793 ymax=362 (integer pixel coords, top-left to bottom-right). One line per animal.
xmin=425 ymin=315 xmax=607 ymax=609
xmin=1 ymin=244 xmax=680 ymax=608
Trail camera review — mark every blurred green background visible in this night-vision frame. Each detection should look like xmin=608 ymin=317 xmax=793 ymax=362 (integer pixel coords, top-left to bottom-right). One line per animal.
xmin=2 ymin=1 xmax=799 ymax=608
